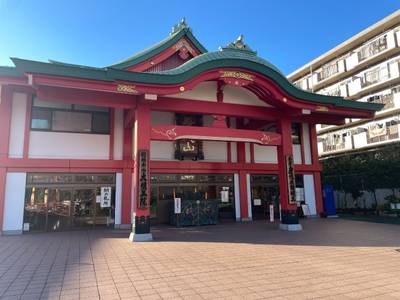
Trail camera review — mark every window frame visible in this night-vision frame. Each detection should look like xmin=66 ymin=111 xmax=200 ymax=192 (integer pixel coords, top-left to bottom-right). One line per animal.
xmin=30 ymin=98 xmax=111 ymax=135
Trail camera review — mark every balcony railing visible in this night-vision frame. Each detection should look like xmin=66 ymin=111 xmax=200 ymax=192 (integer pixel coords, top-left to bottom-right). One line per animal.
xmin=360 ymin=67 xmax=389 ymax=88
xmin=367 ymin=94 xmax=394 ymax=110
xmin=322 ymin=142 xmax=347 ymax=152
xmin=317 ymin=62 xmax=339 ymax=82
xmin=358 ymin=36 xmax=387 ymax=62
xmin=367 ymin=124 xmax=399 ymax=144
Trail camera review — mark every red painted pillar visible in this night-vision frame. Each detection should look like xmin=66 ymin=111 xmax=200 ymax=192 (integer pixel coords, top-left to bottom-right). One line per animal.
xmin=0 ymin=87 xmax=12 ymax=232
xmin=131 ymin=103 xmax=152 ymax=239
xmin=310 ymin=124 xmax=324 ymax=214
xmin=277 ymin=118 xmax=299 ymax=225
xmin=121 ymin=111 xmax=133 ymax=226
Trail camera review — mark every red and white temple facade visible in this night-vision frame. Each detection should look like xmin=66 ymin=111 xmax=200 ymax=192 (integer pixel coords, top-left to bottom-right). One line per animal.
xmin=0 ymin=20 xmax=381 ymax=239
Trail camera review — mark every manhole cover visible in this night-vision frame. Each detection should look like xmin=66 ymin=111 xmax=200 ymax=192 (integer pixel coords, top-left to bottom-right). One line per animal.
xmin=395 ymin=249 xmax=400 ymax=253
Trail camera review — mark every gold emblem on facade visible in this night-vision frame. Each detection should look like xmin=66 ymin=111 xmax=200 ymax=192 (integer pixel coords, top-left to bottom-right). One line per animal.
xmin=116 ymin=84 xmax=137 ymax=94
xmin=219 ymin=71 xmax=254 ymax=81
xmin=315 ymin=106 xmax=329 ymax=112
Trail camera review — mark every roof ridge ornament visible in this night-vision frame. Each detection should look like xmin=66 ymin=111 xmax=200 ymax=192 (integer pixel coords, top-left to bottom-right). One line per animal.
xmin=220 ymin=34 xmax=257 ymax=55
xmin=170 ymin=18 xmax=191 ymax=35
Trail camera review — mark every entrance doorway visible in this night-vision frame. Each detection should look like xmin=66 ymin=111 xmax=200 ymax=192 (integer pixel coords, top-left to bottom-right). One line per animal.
xmin=150 ymin=174 xmax=235 ymax=224
xmin=250 ymin=174 xmax=279 ymax=220
xmin=24 ymin=173 xmax=115 ymax=232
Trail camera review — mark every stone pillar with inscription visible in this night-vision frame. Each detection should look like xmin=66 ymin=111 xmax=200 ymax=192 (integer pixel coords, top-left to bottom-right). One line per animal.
xmin=277 ymin=118 xmax=302 ymax=231
xmin=129 ymin=102 xmax=153 ymax=242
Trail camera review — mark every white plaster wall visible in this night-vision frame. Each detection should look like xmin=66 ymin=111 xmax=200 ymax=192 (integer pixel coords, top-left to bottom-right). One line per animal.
xmin=29 ymin=131 xmax=110 ymax=159
xmin=245 ymin=143 xmax=251 ymax=163
xmin=203 ymin=141 xmax=227 ymax=162
xmin=253 ymin=145 xmax=278 ymax=163
xmin=246 ymin=174 xmax=252 ymax=220
xmin=234 ymin=173 xmax=240 ymax=221
xmin=113 ymin=109 xmax=123 ymax=160
xmin=164 ymin=82 xmax=272 ymax=107
xmin=151 ymin=111 xmax=175 ymax=125
xmin=293 ymin=144 xmax=302 ymax=164
xmin=150 ymin=141 xmax=175 ymax=160
xmin=223 ymin=85 xmax=271 ymax=107
xmin=8 ymin=93 xmax=27 ymax=158
xmin=302 ymin=123 xmax=312 ymax=165
xmin=3 ymin=172 xmax=26 ymax=233
xmin=230 ymin=142 xmax=237 ymax=163
xmin=165 ymin=82 xmax=217 ymax=102
xmin=303 ymin=174 xmax=317 ymax=216
xmin=114 ymin=173 xmax=122 ymax=226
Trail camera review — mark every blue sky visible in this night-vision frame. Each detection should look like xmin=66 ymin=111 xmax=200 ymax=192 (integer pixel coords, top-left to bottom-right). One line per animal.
xmin=0 ymin=1 xmax=398 ymax=75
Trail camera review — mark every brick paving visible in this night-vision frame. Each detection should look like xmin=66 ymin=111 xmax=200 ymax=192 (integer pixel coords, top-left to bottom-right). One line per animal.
xmin=0 ymin=218 xmax=399 ymax=299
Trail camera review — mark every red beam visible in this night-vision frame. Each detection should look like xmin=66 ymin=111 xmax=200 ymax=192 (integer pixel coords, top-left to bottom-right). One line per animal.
xmin=0 ymin=158 xmax=128 ymax=169
xmin=37 ymin=85 xmax=137 ymax=108
xmin=154 ymin=97 xmax=286 ymax=120
xmin=151 ymin=124 xmax=282 ymax=145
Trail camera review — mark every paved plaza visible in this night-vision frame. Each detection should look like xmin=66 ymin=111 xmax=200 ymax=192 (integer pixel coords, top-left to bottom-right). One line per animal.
xmin=0 ymin=219 xmax=399 ymax=300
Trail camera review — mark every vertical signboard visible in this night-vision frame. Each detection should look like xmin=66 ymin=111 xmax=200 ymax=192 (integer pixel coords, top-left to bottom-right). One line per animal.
xmin=100 ymin=187 xmax=112 ymax=208
xmin=174 ymin=198 xmax=181 ymax=214
xmin=286 ymin=155 xmax=296 ymax=204
xmin=138 ymin=150 xmax=149 ymax=208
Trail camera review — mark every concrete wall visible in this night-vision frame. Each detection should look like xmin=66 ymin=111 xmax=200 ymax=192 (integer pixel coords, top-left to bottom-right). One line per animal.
xmin=253 ymin=145 xmax=278 ymax=163
xmin=303 ymin=174 xmax=317 ymax=215
xmin=114 ymin=173 xmax=122 ymax=226
xmin=3 ymin=172 xmax=26 ymax=234
xmin=29 ymin=131 xmax=110 ymax=159
xmin=113 ymin=109 xmax=124 ymax=160
xmin=8 ymin=93 xmax=27 ymax=158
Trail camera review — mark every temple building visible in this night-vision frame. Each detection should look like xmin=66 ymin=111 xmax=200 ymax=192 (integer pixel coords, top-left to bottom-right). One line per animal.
xmin=0 ymin=19 xmax=381 ymax=240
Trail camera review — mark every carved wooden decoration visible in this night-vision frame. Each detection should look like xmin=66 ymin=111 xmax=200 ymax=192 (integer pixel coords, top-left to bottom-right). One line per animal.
xmin=174 ymin=114 xmax=204 ymax=161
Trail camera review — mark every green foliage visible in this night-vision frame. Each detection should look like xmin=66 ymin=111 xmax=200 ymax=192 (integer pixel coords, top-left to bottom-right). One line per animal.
xmin=322 ymin=143 xmax=400 ymax=192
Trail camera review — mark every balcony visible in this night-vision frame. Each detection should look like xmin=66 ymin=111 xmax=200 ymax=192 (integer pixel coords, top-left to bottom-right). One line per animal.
xmin=320 ymin=134 xmax=352 ymax=153
xmin=358 ymin=36 xmax=388 ymax=62
xmin=317 ymin=62 xmax=339 ymax=82
xmin=360 ymin=67 xmax=390 ymax=88
xmin=367 ymin=93 xmax=394 ymax=110
xmin=367 ymin=124 xmax=400 ymax=144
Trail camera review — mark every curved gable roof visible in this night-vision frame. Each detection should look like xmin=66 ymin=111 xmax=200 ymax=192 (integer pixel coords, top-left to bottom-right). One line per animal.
xmin=108 ymin=27 xmax=207 ymax=70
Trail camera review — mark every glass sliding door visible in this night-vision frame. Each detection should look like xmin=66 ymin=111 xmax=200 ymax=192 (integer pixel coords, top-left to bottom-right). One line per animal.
xmin=150 ymin=174 xmax=235 ymax=224
xmin=24 ymin=173 xmax=116 ymax=232
xmin=251 ymin=175 xmax=280 ymax=220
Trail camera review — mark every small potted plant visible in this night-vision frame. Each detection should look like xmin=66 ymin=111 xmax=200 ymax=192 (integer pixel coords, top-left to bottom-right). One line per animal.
xmin=385 ymin=195 xmax=400 ymax=210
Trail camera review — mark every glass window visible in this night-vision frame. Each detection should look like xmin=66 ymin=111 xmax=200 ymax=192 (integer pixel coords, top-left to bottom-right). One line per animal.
xmin=52 ymin=111 xmax=92 ymax=132
xmin=291 ymin=123 xmax=301 ymax=144
xmin=31 ymin=98 xmax=111 ymax=134
xmin=31 ymin=109 xmax=52 ymax=129
xmin=92 ymin=113 xmax=110 ymax=134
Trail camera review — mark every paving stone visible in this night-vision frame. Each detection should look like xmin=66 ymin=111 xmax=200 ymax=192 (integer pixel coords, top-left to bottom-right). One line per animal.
xmin=0 ymin=219 xmax=399 ymax=300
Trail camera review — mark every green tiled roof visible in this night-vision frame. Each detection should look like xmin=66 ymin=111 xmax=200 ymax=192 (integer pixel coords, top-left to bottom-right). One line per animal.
xmin=7 ymin=49 xmax=382 ymax=112
xmin=0 ymin=66 xmax=22 ymax=77
xmin=108 ymin=27 xmax=207 ymax=69
xmin=0 ymin=24 xmax=382 ymax=113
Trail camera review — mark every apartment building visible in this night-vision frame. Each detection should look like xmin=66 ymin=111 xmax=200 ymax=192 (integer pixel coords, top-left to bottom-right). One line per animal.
xmin=288 ymin=10 xmax=400 ymax=158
